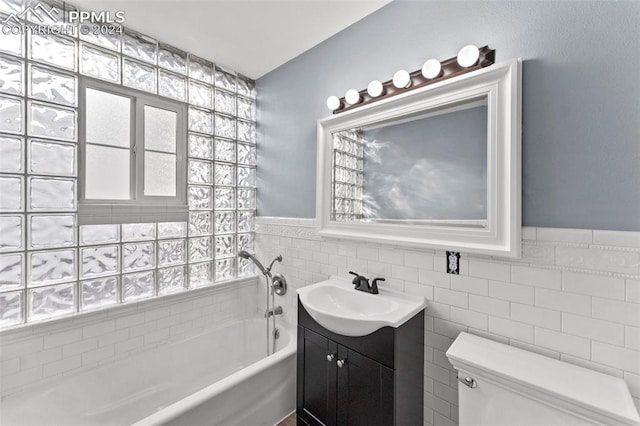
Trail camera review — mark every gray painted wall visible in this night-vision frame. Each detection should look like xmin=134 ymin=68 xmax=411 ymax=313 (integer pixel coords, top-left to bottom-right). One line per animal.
xmin=257 ymin=0 xmax=640 ymax=231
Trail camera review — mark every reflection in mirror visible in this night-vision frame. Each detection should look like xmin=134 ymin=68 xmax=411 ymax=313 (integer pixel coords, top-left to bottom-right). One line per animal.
xmin=331 ymin=96 xmax=488 ymax=227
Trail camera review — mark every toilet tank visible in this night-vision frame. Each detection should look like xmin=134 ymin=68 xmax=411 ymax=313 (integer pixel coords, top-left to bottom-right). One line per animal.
xmin=446 ymin=332 xmax=640 ymax=426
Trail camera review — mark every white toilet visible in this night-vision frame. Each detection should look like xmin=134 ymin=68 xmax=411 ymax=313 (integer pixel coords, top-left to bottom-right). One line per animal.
xmin=446 ymin=332 xmax=640 ymax=426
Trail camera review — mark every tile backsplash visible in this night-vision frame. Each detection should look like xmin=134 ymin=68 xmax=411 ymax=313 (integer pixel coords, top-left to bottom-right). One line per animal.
xmin=255 ymin=217 xmax=640 ymax=426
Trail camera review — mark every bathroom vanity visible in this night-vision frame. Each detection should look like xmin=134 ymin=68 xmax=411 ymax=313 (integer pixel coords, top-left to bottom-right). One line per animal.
xmin=296 ymin=278 xmax=425 ymax=426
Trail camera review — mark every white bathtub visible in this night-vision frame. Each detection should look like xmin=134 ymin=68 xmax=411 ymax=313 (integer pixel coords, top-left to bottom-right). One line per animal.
xmin=0 ymin=318 xmax=297 ymax=425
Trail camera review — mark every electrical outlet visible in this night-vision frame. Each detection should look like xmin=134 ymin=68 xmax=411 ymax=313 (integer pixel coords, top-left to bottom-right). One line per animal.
xmin=446 ymin=251 xmax=460 ymax=274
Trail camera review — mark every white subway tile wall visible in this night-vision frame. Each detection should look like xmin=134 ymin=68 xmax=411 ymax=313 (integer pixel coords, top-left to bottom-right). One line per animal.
xmin=0 ymin=280 xmax=258 ymax=396
xmin=0 ymin=0 xmax=256 ymax=328
xmin=255 ymin=218 xmax=640 ymax=425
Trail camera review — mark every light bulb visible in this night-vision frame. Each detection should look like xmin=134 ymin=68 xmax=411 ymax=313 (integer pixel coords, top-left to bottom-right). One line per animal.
xmin=345 ymin=89 xmax=361 ymax=105
xmin=367 ymin=80 xmax=384 ymax=97
xmin=421 ymin=59 xmax=442 ymax=79
xmin=392 ymin=70 xmax=411 ymax=89
xmin=326 ymin=95 xmax=341 ymax=111
xmin=457 ymin=44 xmax=480 ymax=68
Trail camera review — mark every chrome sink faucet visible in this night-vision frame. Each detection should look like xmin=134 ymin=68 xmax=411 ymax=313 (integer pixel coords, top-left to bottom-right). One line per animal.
xmin=348 ymin=271 xmax=385 ymax=295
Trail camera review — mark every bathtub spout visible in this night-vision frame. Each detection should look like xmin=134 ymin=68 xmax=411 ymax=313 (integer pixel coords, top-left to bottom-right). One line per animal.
xmin=265 ymin=306 xmax=283 ymax=318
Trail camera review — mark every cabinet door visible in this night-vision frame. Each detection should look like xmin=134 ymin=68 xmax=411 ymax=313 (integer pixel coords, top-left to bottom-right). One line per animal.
xmin=336 ymin=345 xmax=394 ymax=426
xmin=298 ymin=327 xmax=338 ymax=426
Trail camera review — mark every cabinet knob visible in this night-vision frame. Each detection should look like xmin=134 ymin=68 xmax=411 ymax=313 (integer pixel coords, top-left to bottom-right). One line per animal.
xmin=326 ymin=353 xmax=335 ymax=362
xmin=336 ymin=358 xmax=347 ymax=368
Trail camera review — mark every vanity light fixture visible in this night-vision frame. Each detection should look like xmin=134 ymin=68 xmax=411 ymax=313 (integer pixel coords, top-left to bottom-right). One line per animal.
xmin=326 ymin=95 xmax=341 ymax=111
xmin=326 ymin=44 xmax=495 ymax=113
xmin=367 ymin=80 xmax=384 ymax=97
xmin=421 ymin=59 xmax=442 ymax=79
xmin=456 ymin=44 xmax=480 ymax=68
xmin=392 ymin=70 xmax=412 ymax=89
xmin=345 ymin=89 xmax=361 ymax=105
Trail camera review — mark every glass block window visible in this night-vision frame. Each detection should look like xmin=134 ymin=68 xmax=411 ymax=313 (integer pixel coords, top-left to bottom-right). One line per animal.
xmin=0 ymin=2 xmax=257 ymax=328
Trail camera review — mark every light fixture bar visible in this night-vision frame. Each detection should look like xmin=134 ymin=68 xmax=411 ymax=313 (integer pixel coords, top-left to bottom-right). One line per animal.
xmin=330 ymin=45 xmax=495 ymax=114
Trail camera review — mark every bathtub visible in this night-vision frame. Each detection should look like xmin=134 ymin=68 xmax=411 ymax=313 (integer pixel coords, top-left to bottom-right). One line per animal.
xmin=0 ymin=318 xmax=297 ymax=425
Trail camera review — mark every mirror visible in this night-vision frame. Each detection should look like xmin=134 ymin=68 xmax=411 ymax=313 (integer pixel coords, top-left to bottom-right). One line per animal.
xmin=333 ymin=97 xmax=488 ymax=226
xmin=317 ymin=59 xmax=521 ymax=257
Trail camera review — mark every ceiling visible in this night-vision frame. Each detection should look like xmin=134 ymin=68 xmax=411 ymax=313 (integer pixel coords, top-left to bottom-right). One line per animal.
xmin=71 ymin=0 xmax=390 ymax=79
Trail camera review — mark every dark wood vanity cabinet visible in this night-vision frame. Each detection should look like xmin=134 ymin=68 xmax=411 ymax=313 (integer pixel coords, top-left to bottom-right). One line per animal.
xmin=296 ymin=300 xmax=424 ymax=426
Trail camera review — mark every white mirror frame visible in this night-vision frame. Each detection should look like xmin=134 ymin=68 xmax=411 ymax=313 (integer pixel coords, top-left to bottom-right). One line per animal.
xmin=316 ymin=59 xmax=522 ymax=258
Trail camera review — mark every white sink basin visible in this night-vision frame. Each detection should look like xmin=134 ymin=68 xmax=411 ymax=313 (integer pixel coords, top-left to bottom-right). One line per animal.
xmin=297 ymin=276 xmax=426 ymax=337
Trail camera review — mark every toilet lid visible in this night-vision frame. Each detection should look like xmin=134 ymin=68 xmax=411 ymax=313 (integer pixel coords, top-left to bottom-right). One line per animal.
xmin=446 ymin=332 xmax=640 ymax=426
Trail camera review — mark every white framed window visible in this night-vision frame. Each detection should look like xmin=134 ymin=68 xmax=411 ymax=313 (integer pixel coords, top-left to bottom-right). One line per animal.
xmin=78 ymin=78 xmax=187 ymax=219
